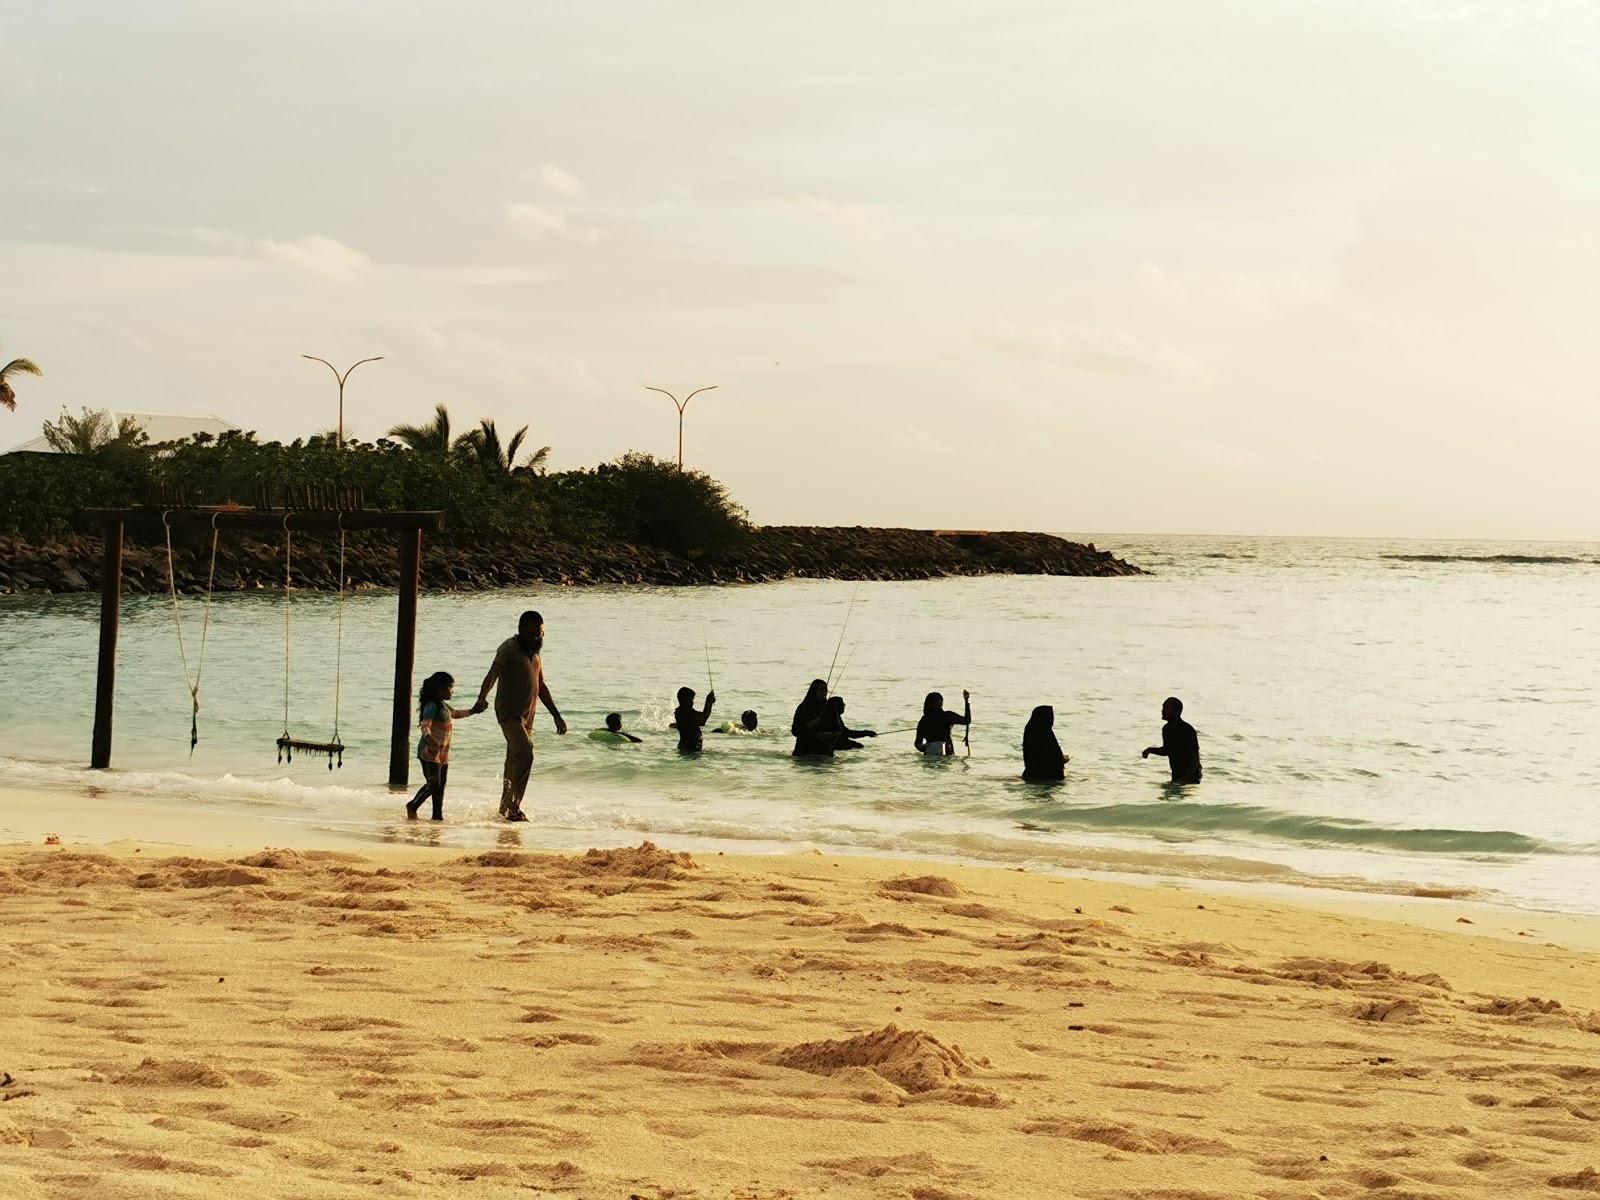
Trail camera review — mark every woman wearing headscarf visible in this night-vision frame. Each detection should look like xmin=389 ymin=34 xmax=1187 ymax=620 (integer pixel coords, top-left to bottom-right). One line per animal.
xmin=791 ymin=678 xmax=830 ymax=757
xmin=1021 ymin=705 xmax=1067 ymax=781
xmin=817 ymin=695 xmax=877 ymax=754
xmin=914 ymin=690 xmax=970 ymax=756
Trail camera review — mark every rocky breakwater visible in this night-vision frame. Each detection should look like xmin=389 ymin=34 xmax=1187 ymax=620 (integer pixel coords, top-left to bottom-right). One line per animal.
xmin=0 ymin=527 xmax=1140 ymax=595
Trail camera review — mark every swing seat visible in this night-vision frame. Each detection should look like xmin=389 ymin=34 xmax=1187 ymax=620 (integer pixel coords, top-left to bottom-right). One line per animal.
xmin=276 ymin=735 xmax=346 ymax=770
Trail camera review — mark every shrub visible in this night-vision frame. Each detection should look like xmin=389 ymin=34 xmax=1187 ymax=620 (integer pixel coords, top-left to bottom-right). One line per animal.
xmin=0 ymin=436 xmax=745 ymax=554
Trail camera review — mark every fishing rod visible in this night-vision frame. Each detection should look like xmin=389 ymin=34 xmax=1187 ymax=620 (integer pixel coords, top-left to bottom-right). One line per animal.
xmin=702 ymin=623 xmax=716 ymax=694
xmin=831 ymin=637 xmax=862 ymax=692
xmin=823 ymin=583 xmax=861 ymax=691
xmin=964 ymin=688 xmax=972 ymax=758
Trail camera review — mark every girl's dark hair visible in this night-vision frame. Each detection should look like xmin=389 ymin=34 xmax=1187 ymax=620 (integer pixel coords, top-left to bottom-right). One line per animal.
xmin=923 ymin=691 xmax=943 ymax=715
xmin=419 ymin=671 xmax=453 ymax=710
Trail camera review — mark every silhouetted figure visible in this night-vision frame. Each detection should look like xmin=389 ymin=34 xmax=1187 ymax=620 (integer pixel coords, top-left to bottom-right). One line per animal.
xmin=915 ymin=690 xmax=970 ymax=757
xmin=714 ymin=709 xmax=759 ymax=735
xmin=791 ymin=679 xmax=830 ymax=757
xmin=589 ymin=712 xmax=642 ymax=744
xmin=475 ymin=610 xmax=567 ymax=822
xmin=674 ymin=686 xmax=715 ymax=753
xmin=1021 ymin=705 xmax=1067 ymax=781
xmin=1142 ymin=696 xmax=1202 ymax=784
xmin=818 ymin=696 xmax=876 ymax=753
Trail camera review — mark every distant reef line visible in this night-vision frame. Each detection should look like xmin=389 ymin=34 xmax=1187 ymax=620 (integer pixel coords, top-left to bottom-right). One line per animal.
xmin=0 ymin=526 xmax=1142 ymax=595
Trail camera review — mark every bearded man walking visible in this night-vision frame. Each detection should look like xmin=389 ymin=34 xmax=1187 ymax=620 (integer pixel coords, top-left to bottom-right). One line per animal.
xmin=476 ymin=610 xmax=567 ymax=821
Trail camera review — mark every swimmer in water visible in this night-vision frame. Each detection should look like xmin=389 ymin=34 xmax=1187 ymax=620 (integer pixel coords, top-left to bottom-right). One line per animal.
xmin=817 ymin=696 xmax=876 ymax=753
xmin=714 ymin=710 xmax=760 ymax=734
xmin=589 ymin=712 xmax=642 ymax=744
xmin=673 ymin=686 xmax=716 ymax=753
xmin=914 ymin=690 xmax=970 ymax=757
xmin=1021 ymin=705 xmax=1066 ymax=781
xmin=791 ymin=679 xmax=829 ymax=757
xmin=1142 ymin=696 xmax=1202 ymax=784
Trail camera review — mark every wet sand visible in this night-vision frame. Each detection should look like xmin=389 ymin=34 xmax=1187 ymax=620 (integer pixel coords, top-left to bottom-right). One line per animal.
xmin=2 ymin=803 xmax=1598 ymax=1198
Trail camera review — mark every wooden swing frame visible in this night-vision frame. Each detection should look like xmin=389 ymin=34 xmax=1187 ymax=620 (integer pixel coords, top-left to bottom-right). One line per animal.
xmin=84 ymin=505 xmax=445 ymax=789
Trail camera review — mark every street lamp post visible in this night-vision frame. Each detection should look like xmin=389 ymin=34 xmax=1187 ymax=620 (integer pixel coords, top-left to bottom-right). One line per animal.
xmin=645 ymin=385 xmax=718 ymax=468
xmin=303 ymin=355 xmax=385 ymax=449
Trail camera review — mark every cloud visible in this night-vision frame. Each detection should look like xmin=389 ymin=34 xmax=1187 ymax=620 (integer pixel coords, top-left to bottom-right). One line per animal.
xmin=505 ymin=201 xmax=601 ymax=244
xmin=535 ymin=164 xmax=585 ymax=197
xmin=977 ymin=320 xmax=1207 ymax=383
xmin=793 ymin=193 xmax=924 ymax=247
xmin=181 ymin=228 xmax=373 ymax=283
xmin=890 ymin=426 xmax=959 ymax=456
xmin=256 ymin=235 xmax=372 ymax=283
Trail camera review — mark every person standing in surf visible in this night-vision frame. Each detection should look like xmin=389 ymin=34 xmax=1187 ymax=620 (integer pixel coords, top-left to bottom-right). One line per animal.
xmin=673 ymin=686 xmax=716 ymax=753
xmin=1021 ymin=705 xmax=1067 ymax=781
xmin=406 ymin=672 xmax=483 ymax=820
xmin=1142 ymin=696 xmax=1202 ymax=784
xmin=791 ymin=679 xmax=830 ymax=757
xmin=915 ymin=690 xmax=970 ymax=756
xmin=817 ymin=695 xmax=877 ymax=754
xmin=475 ymin=610 xmax=567 ymax=821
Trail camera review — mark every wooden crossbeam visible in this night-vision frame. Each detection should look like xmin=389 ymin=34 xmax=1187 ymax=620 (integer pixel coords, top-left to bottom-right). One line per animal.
xmin=83 ymin=507 xmax=445 ymax=534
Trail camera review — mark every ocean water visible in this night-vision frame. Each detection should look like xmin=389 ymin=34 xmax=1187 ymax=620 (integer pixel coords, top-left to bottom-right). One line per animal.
xmin=1 ymin=534 xmax=1596 ymax=913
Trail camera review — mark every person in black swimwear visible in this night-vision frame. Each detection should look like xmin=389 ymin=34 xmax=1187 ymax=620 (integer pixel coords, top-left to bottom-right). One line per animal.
xmin=791 ymin=679 xmax=829 ymax=757
xmin=1142 ymin=696 xmax=1202 ymax=784
xmin=915 ymin=690 xmax=970 ymax=756
xmin=673 ymin=686 xmax=715 ymax=753
xmin=817 ymin=696 xmax=876 ymax=753
xmin=1021 ymin=705 xmax=1067 ymax=781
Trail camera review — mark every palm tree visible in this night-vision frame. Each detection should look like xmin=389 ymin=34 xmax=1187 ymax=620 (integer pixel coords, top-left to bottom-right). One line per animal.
xmin=0 ymin=345 xmax=42 ymax=412
xmin=387 ymin=404 xmax=452 ymax=457
xmin=40 ymin=408 xmax=144 ymax=453
xmin=456 ymin=417 xmax=550 ymax=473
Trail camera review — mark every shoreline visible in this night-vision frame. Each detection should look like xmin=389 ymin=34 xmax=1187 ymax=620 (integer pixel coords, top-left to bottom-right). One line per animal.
xmin=3 ymin=779 xmax=1596 ymax=940
xmin=0 ymin=526 xmax=1141 ymax=595
xmin=3 ymin=823 xmax=1598 ymax=1197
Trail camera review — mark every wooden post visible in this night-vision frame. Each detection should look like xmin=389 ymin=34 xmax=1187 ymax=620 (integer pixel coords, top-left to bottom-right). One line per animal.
xmin=91 ymin=519 xmax=124 ymax=768
xmin=389 ymin=528 xmax=422 ymax=788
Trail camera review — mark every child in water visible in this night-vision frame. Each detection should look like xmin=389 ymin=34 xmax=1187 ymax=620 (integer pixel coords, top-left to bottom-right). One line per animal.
xmin=589 ymin=712 xmax=643 ymax=743
xmin=915 ymin=689 xmax=971 ymax=756
xmin=408 ymin=672 xmax=482 ymax=820
xmin=715 ymin=710 xmax=760 ymax=734
xmin=673 ymin=686 xmax=716 ymax=753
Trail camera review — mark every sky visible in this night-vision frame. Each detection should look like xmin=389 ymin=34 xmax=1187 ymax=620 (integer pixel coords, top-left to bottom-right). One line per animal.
xmin=3 ymin=0 xmax=1598 ymax=539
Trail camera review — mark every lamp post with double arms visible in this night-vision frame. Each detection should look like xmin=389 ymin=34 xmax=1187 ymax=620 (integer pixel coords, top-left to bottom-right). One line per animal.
xmin=645 ymin=385 xmax=718 ymax=468
xmin=303 ymin=355 xmax=385 ymax=449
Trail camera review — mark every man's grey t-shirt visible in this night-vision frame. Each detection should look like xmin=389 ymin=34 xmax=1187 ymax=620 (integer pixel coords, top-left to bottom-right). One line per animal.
xmin=492 ymin=636 xmax=540 ymax=723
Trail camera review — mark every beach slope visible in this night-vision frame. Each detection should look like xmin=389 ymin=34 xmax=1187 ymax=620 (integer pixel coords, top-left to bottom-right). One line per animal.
xmin=2 ymin=840 xmax=1597 ymax=1199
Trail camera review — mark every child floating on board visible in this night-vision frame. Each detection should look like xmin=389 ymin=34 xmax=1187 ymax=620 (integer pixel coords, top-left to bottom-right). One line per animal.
xmin=407 ymin=672 xmax=483 ymax=820
xmin=589 ymin=713 xmax=643 ymax=744
xmin=714 ymin=709 xmax=759 ymax=734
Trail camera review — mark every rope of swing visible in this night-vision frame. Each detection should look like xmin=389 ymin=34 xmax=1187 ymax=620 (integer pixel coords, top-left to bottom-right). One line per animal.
xmin=282 ymin=516 xmax=293 ymax=744
xmin=164 ymin=511 xmax=220 ymax=754
xmin=332 ymin=515 xmax=345 ymax=745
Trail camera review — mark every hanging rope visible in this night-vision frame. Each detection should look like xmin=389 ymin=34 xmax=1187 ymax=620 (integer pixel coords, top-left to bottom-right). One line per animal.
xmin=331 ymin=514 xmax=346 ymax=749
xmin=274 ymin=510 xmax=346 ymax=771
xmin=279 ymin=514 xmax=293 ymax=761
xmin=164 ymin=511 xmax=220 ymax=754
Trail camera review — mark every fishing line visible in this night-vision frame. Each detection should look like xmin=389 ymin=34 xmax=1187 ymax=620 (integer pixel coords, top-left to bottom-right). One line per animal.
xmin=824 ymin=583 xmax=860 ymax=691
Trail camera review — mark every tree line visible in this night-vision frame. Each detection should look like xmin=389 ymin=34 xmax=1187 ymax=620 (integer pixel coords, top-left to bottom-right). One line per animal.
xmin=2 ymin=390 xmax=750 ymax=555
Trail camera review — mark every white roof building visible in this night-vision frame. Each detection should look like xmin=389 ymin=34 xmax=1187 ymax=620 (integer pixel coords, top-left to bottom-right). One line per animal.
xmin=6 ymin=411 xmax=242 ymax=454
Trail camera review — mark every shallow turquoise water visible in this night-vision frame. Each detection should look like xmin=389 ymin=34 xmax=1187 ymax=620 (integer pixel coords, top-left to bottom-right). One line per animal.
xmin=2 ymin=534 xmax=1596 ymax=911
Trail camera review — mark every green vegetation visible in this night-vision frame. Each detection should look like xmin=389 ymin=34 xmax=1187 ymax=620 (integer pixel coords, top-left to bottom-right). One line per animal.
xmin=0 ymin=344 xmax=43 ymax=413
xmin=0 ymin=408 xmax=750 ymax=553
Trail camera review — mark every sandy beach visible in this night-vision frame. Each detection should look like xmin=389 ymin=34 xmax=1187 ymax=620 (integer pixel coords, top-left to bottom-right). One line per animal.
xmin=2 ymin=791 xmax=1598 ymax=1199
